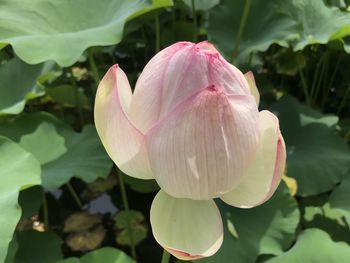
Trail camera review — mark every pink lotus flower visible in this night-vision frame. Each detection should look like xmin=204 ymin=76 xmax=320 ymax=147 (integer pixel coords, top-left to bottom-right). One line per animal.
xmin=94 ymin=41 xmax=286 ymax=260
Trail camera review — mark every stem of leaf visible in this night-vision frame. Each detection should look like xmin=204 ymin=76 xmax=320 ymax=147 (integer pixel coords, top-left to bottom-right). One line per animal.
xmin=155 ymin=12 xmax=160 ymax=52
xmin=322 ymin=56 xmax=341 ymax=109
xmin=88 ymin=49 xmax=100 ymax=92
xmin=191 ymin=0 xmax=197 ymax=42
xmin=171 ymin=7 xmax=176 ymax=42
xmin=345 ymin=129 xmax=350 ymax=140
xmin=233 ymin=0 xmax=251 ymax=61
xmin=117 ymin=169 xmax=137 ymax=260
xmin=67 ymin=182 xmax=83 ymax=209
xmin=337 ymin=87 xmax=349 ymax=115
xmin=313 ymin=55 xmax=328 ymax=105
xmin=71 ymin=76 xmax=85 ymax=127
xmin=310 ymin=53 xmax=327 ymax=104
xmin=42 ymin=192 xmax=49 ymax=230
xmin=310 ymin=59 xmax=322 ymax=103
xmin=161 ymin=249 xmax=171 ymax=263
xmin=298 ymin=66 xmax=311 ymax=105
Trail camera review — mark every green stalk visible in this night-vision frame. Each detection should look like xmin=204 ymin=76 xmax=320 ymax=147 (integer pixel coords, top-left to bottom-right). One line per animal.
xmin=191 ymin=0 xmax=197 ymax=42
xmin=312 ymin=58 xmax=327 ymax=104
xmin=345 ymin=129 xmax=350 ymax=141
xmin=171 ymin=7 xmax=176 ymax=42
xmin=337 ymin=88 xmax=349 ymax=115
xmin=322 ymin=57 xmax=341 ymax=109
xmin=88 ymin=49 xmax=100 ymax=92
xmin=67 ymin=182 xmax=83 ymax=209
xmin=233 ymin=0 xmax=251 ymax=61
xmin=117 ymin=169 xmax=137 ymax=259
xmin=161 ymin=249 xmax=171 ymax=263
xmin=310 ymin=59 xmax=322 ymax=103
xmin=298 ymin=66 xmax=311 ymax=105
xmin=42 ymin=192 xmax=49 ymax=230
xmin=155 ymin=12 xmax=160 ymax=52
xmin=71 ymin=76 xmax=85 ymax=127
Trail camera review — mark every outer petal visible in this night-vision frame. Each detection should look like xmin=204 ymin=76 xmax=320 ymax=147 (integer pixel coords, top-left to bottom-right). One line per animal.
xmin=146 ymin=85 xmax=260 ymax=200
xmin=244 ymin=71 xmax=260 ymax=106
xmin=94 ymin=65 xmax=153 ymax=179
xmin=220 ymin=110 xmax=286 ymax=208
xmin=128 ymin=42 xmax=191 ymax=132
xmin=129 ymin=41 xmax=250 ymax=133
xmin=150 ymin=190 xmax=223 ymax=260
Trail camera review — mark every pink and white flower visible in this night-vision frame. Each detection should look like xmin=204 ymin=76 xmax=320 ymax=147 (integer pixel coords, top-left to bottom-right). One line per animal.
xmin=94 ymin=41 xmax=286 ymax=260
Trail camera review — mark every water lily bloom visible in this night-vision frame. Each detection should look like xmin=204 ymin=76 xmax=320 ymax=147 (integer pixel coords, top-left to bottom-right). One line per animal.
xmin=94 ymin=41 xmax=286 ymax=260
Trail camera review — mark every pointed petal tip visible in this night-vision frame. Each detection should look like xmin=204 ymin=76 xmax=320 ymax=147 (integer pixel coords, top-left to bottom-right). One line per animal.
xmin=196 ymin=41 xmax=219 ymax=53
xmin=94 ymin=64 xmax=153 ymax=180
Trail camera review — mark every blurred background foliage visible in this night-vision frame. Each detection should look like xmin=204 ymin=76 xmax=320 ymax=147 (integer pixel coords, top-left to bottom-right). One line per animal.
xmin=0 ymin=0 xmax=349 ymax=262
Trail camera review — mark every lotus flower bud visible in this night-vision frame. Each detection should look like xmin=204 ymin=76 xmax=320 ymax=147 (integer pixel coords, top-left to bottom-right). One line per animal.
xmin=94 ymin=41 xmax=286 ymax=260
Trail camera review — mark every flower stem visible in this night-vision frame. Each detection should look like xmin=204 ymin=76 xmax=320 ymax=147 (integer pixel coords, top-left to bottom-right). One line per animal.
xmin=117 ymin=169 xmax=137 ymax=260
xmin=191 ymin=0 xmax=197 ymax=42
xmin=161 ymin=249 xmax=171 ymax=263
xmin=67 ymin=182 xmax=83 ymax=209
xmin=233 ymin=0 xmax=251 ymax=61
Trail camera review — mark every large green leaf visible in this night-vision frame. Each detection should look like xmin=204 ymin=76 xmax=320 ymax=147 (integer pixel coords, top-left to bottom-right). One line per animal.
xmin=42 ymin=125 xmax=112 ymax=190
xmin=58 ymin=247 xmax=135 ymax=263
xmin=329 ymin=174 xmax=350 ymax=225
xmin=0 ymin=0 xmax=172 ymax=66
xmin=0 ymin=113 xmax=112 ymax=191
xmin=19 ymin=123 xmax=67 ymax=165
xmin=0 ymin=57 xmax=44 ymax=114
xmin=7 ymin=230 xmax=63 ymax=263
xmin=271 ymin=95 xmax=350 ymax=196
xmin=200 ymin=183 xmax=299 ymax=263
xmin=208 ymin=0 xmax=350 ymax=64
xmin=266 ymin=229 xmax=350 ymax=262
xmin=0 ymin=137 xmax=41 ymax=263
xmin=0 ymin=112 xmax=68 ymax=141
xmin=301 ymin=202 xmax=350 ymax=243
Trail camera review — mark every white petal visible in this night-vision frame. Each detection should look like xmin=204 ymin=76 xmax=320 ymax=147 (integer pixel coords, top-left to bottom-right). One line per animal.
xmin=94 ymin=65 xmax=153 ymax=179
xmin=146 ymin=85 xmax=260 ymax=199
xmin=220 ymin=110 xmax=286 ymax=208
xmin=150 ymin=190 xmax=223 ymax=260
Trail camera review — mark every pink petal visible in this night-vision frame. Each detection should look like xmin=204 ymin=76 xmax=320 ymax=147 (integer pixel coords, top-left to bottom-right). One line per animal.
xmin=146 ymin=85 xmax=260 ymax=200
xmin=94 ymin=65 xmax=153 ymax=179
xmin=150 ymin=190 xmax=223 ymax=260
xmin=129 ymin=41 xmax=250 ymax=133
xmin=128 ymin=42 xmax=191 ymax=132
xmin=220 ymin=110 xmax=286 ymax=208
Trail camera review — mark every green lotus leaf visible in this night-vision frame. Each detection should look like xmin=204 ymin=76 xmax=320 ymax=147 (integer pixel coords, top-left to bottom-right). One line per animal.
xmin=58 ymin=247 xmax=135 ymax=263
xmin=271 ymin=95 xmax=350 ymax=196
xmin=0 ymin=0 xmax=173 ymax=66
xmin=0 ymin=137 xmax=41 ymax=262
xmin=266 ymin=229 xmax=350 ymax=262
xmin=199 ymin=183 xmax=299 ymax=263
xmin=208 ymin=0 xmax=350 ymax=65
